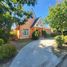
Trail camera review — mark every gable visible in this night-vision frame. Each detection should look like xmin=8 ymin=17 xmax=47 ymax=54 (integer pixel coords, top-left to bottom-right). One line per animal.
xmin=33 ymin=18 xmax=44 ymax=28
xmin=31 ymin=17 xmax=39 ymax=27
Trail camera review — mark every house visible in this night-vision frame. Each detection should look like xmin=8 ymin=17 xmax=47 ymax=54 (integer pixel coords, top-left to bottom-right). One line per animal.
xmin=15 ymin=17 xmax=51 ymax=39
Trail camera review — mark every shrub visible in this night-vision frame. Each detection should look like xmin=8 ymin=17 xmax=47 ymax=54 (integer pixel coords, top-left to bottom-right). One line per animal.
xmin=42 ymin=30 xmax=51 ymax=38
xmin=0 ymin=44 xmax=17 ymax=61
xmin=64 ymin=36 xmax=67 ymax=44
xmin=50 ymin=33 xmax=57 ymax=37
xmin=0 ymin=39 xmax=4 ymax=46
xmin=0 ymin=29 xmax=9 ymax=43
xmin=32 ymin=30 xmax=40 ymax=40
xmin=63 ymin=31 xmax=67 ymax=35
xmin=1 ymin=33 xmax=9 ymax=43
xmin=10 ymin=34 xmax=17 ymax=40
xmin=42 ymin=30 xmax=47 ymax=37
xmin=10 ymin=30 xmax=17 ymax=40
xmin=55 ymin=35 xmax=64 ymax=48
xmin=42 ymin=30 xmax=46 ymax=35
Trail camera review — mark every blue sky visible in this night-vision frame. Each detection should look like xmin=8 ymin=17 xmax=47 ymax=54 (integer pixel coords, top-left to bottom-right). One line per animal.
xmin=12 ymin=0 xmax=56 ymax=29
xmin=24 ymin=0 xmax=56 ymax=18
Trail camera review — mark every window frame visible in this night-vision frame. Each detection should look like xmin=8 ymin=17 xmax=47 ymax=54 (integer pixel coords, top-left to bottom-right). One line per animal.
xmin=23 ymin=29 xmax=29 ymax=36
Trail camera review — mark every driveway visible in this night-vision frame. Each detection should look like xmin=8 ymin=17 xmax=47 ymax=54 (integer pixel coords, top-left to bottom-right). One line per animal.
xmin=10 ymin=38 xmax=61 ymax=67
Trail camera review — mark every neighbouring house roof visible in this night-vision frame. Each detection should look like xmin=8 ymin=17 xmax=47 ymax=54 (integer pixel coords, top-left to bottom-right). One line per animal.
xmin=31 ymin=17 xmax=40 ymax=28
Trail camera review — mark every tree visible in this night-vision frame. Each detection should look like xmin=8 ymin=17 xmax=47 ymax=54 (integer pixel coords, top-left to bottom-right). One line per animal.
xmin=0 ymin=0 xmax=37 ymax=32
xmin=46 ymin=0 xmax=67 ymax=36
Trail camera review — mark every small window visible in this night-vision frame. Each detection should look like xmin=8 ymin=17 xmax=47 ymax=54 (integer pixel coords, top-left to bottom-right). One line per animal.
xmin=23 ymin=29 xmax=29 ymax=35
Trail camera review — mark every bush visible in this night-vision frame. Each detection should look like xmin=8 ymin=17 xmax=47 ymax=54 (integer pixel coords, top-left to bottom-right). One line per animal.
xmin=0 ymin=39 xmax=4 ymax=46
xmin=10 ymin=30 xmax=17 ymax=40
xmin=64 ymin=36 xmax=67 ymax=44
xmin=1 ymin=33 xmax=9 ymax=43
xmin=42 ymin=30 xmax=47 ymax=37
xmin=50 ymin=33 xmax=57 ymax=37
xmin=63 ymin=31 xmax=67 ymax=35
xmin=0 ymin=44 xmax=17 ymax=61
xmin=42 ymin=30 xmax=51 ymax=38
xmin=0 ymin=29 xmax=9 ymax=43
xmin=55 ymin=35 xmax=64 ymax=48
xmin=32 ymin=30 xmax=40 ymax=40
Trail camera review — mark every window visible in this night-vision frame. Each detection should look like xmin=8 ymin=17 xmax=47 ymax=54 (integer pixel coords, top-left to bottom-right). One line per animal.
xmin=23 ymin=29 xmax=29 ymax=36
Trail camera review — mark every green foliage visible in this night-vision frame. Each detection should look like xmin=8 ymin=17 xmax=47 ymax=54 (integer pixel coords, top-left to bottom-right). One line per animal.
xmin=42 ymin=30 xmax=51 ymax=38
xmin=11 ymin=0 xmax=36 ymax=6
xmin=0 ymin=0 xmax=36 ymax=21
xmin=50 ymin=33 xmax=57 ymax=37
xmin=42 ymin=30 xmax=47 ymax=37
xmin=63 ymin=31 xmax=67 ymax=35
xmin=64 ymin=36 xmax=67 ymax=43
xmin=32 ymin=30 xmax=40 ymax=40
xmin=0 ymin=29 xmax=9 ymax=43
xmin=0 ymin=44 xmax=17 ymax=61
xmin=0 ymin=39 xmax=4 ymax=46
xmin=55 ymin=35 xmax=64 ymax=48
xmin=46 ymin=0 xmax=67 ymax=35
xmin=42 ymin=30 xmax=46 ymax=35
xmin=0 ymin=0 xmax=36 ymax=36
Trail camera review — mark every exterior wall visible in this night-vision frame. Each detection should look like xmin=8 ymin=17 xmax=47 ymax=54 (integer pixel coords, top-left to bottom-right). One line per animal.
xmin=18 ymin=18 xmax=34 ymax=39
xmin=16 ymin=30 xmax=20 ymax=39
xmin=15 ymin=18 xmax=52 ymax=39
xmin=16 ymin=27 xmax=51 ymax=39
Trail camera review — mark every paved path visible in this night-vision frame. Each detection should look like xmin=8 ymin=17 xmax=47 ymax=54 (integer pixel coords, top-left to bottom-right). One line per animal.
xmin=10 ymin=39 xmax=61 ymax=67
xmin=57 ymin=54 xmax=67 ymax=67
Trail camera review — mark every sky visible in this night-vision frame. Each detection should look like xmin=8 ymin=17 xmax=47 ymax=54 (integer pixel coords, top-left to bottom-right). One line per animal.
xmin=24 ymin=0 xmax=56 ymax=18
xmin=12 ymin=0 xmax=56 ymax=29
